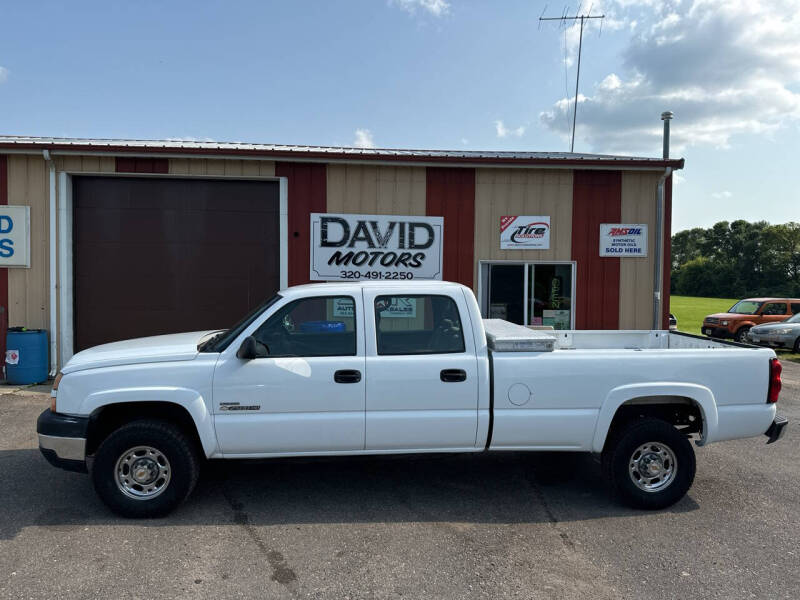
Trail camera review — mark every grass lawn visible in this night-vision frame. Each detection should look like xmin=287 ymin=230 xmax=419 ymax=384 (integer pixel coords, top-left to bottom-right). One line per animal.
xmin=671 ymin=295 xmax=800 ymax=363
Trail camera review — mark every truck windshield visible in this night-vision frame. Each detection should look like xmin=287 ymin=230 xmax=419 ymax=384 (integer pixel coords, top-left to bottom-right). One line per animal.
xmin=728 ymin=300 xmax=763 ymax=315
xmin=198 ymin=295 xmax=281 ymax=353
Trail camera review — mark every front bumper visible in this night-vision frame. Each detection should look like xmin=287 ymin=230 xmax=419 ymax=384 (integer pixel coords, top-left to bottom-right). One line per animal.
xmin=749 ymin=332 xmax=796 ymax=348
xmin=702 ymin=325 xmax=732 ymax=338
xmin=765 ymin=415 xmax=788 ymax=444
xmin=36 ymin=409 xmax=89 ymax=473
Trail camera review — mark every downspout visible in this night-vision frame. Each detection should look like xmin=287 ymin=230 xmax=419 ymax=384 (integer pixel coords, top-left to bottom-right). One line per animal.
xmin=653 ymin=111 xmax=673 ymax=330
xmin=44 ymin=149 xmax=58 ymax=376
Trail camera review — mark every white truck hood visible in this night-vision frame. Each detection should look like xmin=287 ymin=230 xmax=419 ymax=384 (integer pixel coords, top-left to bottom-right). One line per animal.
xmin=61 ymin=330 xmax=220 ymax=374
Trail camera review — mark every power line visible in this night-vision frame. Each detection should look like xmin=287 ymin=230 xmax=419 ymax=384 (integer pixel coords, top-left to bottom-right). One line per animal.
xmin=539 ymin=8 xmax=604 ymax=152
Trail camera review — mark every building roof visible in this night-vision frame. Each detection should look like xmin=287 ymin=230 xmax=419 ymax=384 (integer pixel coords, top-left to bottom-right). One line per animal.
xmin=0 ymin=135 xmax=684 ymax=170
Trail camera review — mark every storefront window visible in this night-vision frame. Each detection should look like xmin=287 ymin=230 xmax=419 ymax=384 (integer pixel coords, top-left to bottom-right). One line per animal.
xmin=483 ymin=262 xmax=574 ymax=329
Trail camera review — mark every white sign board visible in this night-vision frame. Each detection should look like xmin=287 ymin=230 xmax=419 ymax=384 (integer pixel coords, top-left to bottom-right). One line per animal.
xmin=500 ymin=216 xmax=551 ymax=250
xmin=0 ymin=206 xmax=31 ymax=268
xmin=599 ymin=224 xmax=648 ymax=257
xmin=310 ymin=213 xmax=443 ymax=281
xmin=377 ymin=297 xmax=418 ymax=318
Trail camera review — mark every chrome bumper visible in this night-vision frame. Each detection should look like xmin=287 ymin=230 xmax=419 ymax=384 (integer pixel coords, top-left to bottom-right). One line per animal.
xmin=38 ymin=433 xmax=86 ymax=461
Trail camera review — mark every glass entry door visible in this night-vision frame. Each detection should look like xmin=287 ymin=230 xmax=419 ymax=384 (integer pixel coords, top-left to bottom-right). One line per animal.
xmin=486 ymin=263 xmax=574 ymax=329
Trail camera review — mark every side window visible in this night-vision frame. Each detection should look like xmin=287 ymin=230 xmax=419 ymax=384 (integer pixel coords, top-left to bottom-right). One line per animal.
xmin=253 ymin=296 xmax=356 ymax=357
xmin=791 ymin=303 xmax=800 ymax=316
xmin=374 ymin=295 xmax=465 ymax=355
xmin=762 ymin=302 xmax=787 ymax=316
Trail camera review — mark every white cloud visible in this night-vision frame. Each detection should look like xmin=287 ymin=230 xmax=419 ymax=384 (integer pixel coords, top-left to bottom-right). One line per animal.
xmin=540 ymin=0 xmax=800 ymax=155
xmin=712 ymin=190 xmax=732 ymax=199
xmin=0 ymin=66 xmax=9 ymax=84
xmin=353 ymin=128 xmax=375 ymax=148
xmin=390 ymin=0 xmax=450 ymax=18
xmin=494 ymin=120 xmax=526 ymax=138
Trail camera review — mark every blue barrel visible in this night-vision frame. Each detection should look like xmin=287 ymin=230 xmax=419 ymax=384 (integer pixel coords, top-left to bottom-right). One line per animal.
xmin=5 ymin=328 xmax=49 ymax=385
xmin=299 ymin=320 xmax=346 ymax=333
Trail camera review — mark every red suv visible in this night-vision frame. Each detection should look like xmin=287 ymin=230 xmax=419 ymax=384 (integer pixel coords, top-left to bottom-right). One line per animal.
xmin=703 ymin=298 xmax=800 ymax=342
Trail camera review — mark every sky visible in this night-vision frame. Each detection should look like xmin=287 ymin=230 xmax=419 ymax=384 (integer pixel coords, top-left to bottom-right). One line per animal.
xmin=0 ymin=0 xmax=798 ymax=233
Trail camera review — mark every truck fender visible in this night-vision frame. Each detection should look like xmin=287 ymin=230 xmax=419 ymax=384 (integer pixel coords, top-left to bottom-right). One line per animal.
xmin=591 ymin=382 xmax=719 ymax=453
xmin=79 ymin=387 xmax=218 ymax=457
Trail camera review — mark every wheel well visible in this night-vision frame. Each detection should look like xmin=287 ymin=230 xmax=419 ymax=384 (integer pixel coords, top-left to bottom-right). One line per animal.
xmin=86 ymin=401 xmax=203 ymax=457
xmin=604 ymin=396 xmax=703 ymax=452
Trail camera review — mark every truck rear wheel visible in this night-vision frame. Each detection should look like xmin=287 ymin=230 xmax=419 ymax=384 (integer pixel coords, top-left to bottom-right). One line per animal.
xmin=602 ymin=418 xmax=695 ymax=510
xmin=91 ymin=419 xmax=200 ymax=518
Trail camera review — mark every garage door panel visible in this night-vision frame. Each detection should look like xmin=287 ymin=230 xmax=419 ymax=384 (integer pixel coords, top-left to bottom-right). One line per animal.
xmin=73 ymin=176 xmax=280 ymax=351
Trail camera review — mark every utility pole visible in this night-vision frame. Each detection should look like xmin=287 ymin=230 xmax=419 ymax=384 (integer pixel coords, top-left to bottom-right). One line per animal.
xmin=540 ymin=9 xmax=604 ymax=152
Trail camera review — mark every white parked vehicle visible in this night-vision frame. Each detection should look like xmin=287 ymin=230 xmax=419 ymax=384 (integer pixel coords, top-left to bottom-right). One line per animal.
xmin=38 ymin=282 xmax=787 ymax=517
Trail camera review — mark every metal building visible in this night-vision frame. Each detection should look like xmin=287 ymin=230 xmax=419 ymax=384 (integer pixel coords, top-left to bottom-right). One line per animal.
xmin=0 ymin=136 xmax=683 ymax=374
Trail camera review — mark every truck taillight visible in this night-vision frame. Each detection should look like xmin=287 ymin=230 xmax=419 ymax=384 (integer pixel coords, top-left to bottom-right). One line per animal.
xmin=767 ymin=358 xmax=782 ymax=404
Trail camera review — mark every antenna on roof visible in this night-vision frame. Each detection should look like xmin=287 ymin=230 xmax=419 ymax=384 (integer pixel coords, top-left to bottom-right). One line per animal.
xmin=539 ymin=8 xmax=604 ymax=153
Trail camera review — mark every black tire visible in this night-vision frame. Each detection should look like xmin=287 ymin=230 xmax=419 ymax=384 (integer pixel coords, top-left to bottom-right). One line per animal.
xmin=602 ymin=418 xmax=696 ymax=510
xmin=91 ymin=419 xmax=200 ymax=518
xmin=793 ymin=336 xmax=800 ymax=354
xmin=734 ymin=326 xmax=751 ymax=343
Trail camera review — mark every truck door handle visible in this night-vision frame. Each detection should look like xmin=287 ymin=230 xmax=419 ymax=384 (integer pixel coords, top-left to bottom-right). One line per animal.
xmin=334 ymin=369 xmax=362 ymax=384
xmin=440 ymin=369 xmax=467 ymax=383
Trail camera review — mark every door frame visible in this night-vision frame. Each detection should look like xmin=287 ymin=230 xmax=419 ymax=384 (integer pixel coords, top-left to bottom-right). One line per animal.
xmin=477 ymin=259 xmax=577 ymax=329
xmin=58 ymin=171 xmax=287 ymax=367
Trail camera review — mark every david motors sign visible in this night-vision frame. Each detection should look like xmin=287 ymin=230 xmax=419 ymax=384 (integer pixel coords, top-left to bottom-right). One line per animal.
xmin=310 ymin=213 xmax=443 ymax=281
xmin=500 ymin=216 xmax=551 ymax=250
xmin=599 ymin=224 xmax=648 ymax=257
xmin=0 ymin=206 xmax=31 ymax=268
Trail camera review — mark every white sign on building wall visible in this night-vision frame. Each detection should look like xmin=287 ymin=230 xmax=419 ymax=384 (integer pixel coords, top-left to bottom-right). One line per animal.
xmin=0 ymin=206 xmax=31 ymax=268
xmin=599 ymin=224 xmax=648 ymax=257
xmin=310 ymin=213 xmax=443 ymax=281
xmin=499 ymin=216 xmax=551 ymax=250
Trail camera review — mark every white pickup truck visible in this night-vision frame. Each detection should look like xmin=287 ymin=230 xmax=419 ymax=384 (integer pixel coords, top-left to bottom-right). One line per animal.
xmin=38 ymin=281 xmax=787 ymax=518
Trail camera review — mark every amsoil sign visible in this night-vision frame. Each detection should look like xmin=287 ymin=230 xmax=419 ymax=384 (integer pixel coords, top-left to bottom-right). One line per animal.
xmin=599 ymin=224 xmax=648 ymax=257
xmin=310 ymin=213 xmax=443 ymax=281
xmin=0 ymin=206 xmax=31 ymax=268
xmin=500 ymin=216 xmax=551 ymax=250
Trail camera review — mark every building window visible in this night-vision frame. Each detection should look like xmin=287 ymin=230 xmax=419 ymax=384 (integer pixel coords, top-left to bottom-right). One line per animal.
xmin=480 ymin=262 xmax=575 ymax=329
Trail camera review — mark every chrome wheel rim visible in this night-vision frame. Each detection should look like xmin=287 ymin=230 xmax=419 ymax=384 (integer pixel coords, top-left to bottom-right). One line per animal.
xmin=115 ymin=446 xmax=171 ymax=500
xmin=629 ymin=442 xmax=677 ymax=492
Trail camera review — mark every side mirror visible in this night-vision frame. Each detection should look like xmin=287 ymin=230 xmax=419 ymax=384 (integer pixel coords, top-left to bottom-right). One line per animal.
xmin=237 ymin=336 xmax=268 ymax=359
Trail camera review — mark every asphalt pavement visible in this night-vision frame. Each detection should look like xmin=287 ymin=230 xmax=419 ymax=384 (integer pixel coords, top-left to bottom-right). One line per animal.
xmin=1 ymin=364 xmax=798 ymax=600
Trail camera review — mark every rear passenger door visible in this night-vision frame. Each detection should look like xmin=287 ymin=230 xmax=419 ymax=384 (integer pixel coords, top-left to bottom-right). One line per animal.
xmin=760 ymin=302 xmax=789 ymax=324
xmin=363 ymin=288 xmax=479 ymax=451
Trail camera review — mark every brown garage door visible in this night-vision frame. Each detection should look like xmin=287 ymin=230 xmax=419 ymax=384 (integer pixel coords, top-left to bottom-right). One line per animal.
xmin=73 ymin=176 xmax=280 ymax=351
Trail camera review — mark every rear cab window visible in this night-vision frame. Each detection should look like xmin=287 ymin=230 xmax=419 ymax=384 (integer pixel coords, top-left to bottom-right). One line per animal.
xmin=791 ymin=303 xmax=800 ymax=316
xmin=374 ymin=295 xmax=465 ymax=355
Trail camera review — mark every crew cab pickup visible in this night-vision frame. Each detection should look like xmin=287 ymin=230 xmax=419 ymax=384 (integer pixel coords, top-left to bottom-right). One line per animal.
xmin=38 ymin=281 xmax=787 ymax=518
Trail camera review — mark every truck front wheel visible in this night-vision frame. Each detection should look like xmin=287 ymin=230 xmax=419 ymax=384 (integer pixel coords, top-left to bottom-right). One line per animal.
xmin=91 ymin=420 xmax=200 ymax=518
xmin=602 ymin=418 xmax=696 ymax=510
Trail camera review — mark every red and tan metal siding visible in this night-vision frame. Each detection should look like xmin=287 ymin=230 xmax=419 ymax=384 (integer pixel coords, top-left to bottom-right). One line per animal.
xmin=326 ymin=165 xmax=426 ymax=215
xmin=571 ymin=171 xmax=622 ymax=330
xmin=169 ymin=158 xmax=275 ymax=177
xmin=473 ymin=168 xmax=573 ymax=293
xmin=426 ymin=167 xmax=475 ymax=288
xmin=6 ymin=156 xmax=50 ymax=330
xmin=276 ymin=162 xmax=327 ymax=287
xmin=618 ymin=171 xmax=660 ymax=329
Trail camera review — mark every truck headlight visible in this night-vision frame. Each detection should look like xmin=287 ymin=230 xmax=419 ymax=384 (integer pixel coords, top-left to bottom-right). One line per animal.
xmin=50 ymin=372 xmax=63 ymax=412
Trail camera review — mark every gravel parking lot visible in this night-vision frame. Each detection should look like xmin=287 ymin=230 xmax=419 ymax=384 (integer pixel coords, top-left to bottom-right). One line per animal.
xmin=1 ymin=364 xmax=798 ymax=600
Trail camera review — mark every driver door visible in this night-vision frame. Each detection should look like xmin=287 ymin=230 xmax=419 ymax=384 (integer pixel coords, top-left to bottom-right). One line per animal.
xmin=212 ymin=294 xmax=366 ymax=455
